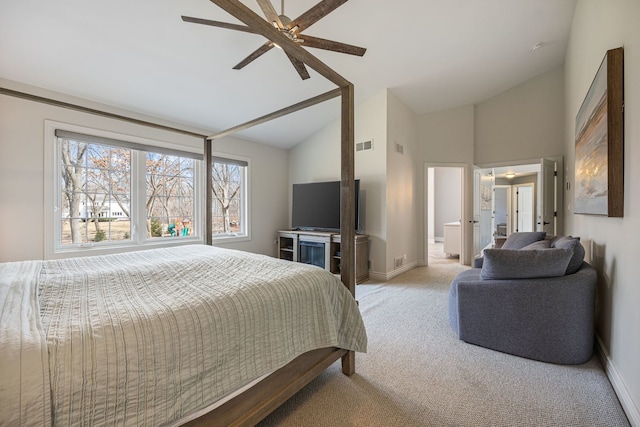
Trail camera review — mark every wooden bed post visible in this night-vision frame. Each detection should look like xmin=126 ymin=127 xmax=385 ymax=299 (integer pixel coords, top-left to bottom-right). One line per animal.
xmin=340 ymin=83 xmax=356 ymax=376
xmin=205 ymin=137 xmax=213 ymax=245
xmin=339 ymin=83 xmax=355 ymax=297
xmin=208 ymin=0 xmax=359 ymax=377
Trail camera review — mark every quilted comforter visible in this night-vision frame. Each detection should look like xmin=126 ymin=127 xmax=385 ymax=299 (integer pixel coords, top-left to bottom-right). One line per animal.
xmin=0 ymin=245 xmax=367 ymax=426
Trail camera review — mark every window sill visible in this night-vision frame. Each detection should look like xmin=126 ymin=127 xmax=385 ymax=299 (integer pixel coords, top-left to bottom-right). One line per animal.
xmin=49 ymin=237 xmax=204 ymax=259
xmin=213 ymin=234 xmax=250 ymax=244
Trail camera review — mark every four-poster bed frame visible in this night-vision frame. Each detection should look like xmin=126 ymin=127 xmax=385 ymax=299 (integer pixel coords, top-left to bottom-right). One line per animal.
xmin=0 ymin=0 xmax=360 ymax=424
xmin=195 ymin=2 xmax=358 ymax=423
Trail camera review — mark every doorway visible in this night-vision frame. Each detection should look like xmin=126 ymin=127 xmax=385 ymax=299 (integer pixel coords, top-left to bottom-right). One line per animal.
xmin=473 ymin=156 xmax=563 ymax=255
xmin=426 ymin=166 xmax=464 ymax=265
xmin=493 ymin=182 xmax=535 ymax=236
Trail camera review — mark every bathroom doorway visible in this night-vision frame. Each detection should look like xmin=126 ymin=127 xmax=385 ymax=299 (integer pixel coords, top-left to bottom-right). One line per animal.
xmin=426 ymin=165 xmax=464 ymax=265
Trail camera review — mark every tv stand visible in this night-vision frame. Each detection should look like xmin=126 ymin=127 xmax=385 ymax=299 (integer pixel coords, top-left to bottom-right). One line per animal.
xmin=278 ymin=230 xmax=369 ymax=284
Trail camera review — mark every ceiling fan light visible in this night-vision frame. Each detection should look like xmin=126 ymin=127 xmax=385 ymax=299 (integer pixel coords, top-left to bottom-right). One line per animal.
xmin=279 ymin=14 xmax=292 ymax=27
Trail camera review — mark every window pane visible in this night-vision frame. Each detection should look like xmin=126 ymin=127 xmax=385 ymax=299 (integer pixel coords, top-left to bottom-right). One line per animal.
xmin=212 ymin=160 xmax=245 ymax=236
xmin=146 ymin=153 xmax=195 ymax=239
xmin=59 ymin=139 xmax=131 ymax=245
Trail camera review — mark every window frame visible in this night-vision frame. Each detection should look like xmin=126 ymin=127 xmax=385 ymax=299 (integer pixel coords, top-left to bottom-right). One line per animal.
xmin=45 ymin=121 xmax=204 ymax=259
xmin=211 ymin=152 xmax=251 ymax=244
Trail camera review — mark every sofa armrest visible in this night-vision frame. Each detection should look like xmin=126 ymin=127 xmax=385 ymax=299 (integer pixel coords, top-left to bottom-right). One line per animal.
xmin=450 ymin=262 xmax=596 ymax=364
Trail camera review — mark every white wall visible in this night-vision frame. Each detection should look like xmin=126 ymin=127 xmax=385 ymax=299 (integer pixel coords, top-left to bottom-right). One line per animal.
xmin=0 ymin=79 xmax=289 ymax=261
xmin=212 ymin=136 xmax=289 ymax=256
xmin=386 ymin=91 xmax=419 ymax=274
xmin=474 ymin=66 xmax=565 ymax=165
xmin=417 ymin=105 xmax=475 ymax=264
xmin=289 ymin=89 xmax=388 ymax=276
xmin=564 ymin=1 xmax=640 ymax=424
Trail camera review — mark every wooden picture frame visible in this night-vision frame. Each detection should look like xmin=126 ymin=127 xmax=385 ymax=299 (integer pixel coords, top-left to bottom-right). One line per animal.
xmin=574 ymin=47 xmax=624 ymax=217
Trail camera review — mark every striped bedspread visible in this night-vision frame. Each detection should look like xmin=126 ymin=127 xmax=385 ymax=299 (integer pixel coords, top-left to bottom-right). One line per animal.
xmin=1 ymin=245 xmax=367 ymax=427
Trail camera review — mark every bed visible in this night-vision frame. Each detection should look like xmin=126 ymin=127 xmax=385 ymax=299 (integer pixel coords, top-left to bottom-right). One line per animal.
xmin=0 ymin=244 xmax=367 ymax=426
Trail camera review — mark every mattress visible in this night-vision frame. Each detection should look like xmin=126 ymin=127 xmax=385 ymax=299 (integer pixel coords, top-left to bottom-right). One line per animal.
xmin=0 ymin=245 xmax=367 ymax=427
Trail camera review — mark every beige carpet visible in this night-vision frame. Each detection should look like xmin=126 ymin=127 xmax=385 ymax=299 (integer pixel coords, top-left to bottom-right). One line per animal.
xmin=257 ymin=257 xmax=630 ymax=427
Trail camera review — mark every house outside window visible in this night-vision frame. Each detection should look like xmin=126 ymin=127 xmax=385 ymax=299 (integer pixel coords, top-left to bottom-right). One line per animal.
xmin=47 ymin=123 xmax=203 ymax=256
xmin=211 ymin=154 xmax=250 ymax=243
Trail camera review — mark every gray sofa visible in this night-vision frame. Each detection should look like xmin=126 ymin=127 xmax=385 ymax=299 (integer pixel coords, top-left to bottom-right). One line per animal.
xmin=448 ymin=232 xmax=597 ymax=365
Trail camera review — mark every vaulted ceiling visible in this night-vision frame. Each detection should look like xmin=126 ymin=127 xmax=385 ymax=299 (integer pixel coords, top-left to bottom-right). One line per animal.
xmin=0 ymin=0 xmax=576 ymax=148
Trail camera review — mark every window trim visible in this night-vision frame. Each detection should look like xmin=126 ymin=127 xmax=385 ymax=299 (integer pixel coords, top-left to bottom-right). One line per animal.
xmin=211 ymin=152 xmax=251 ymax=244
xmin=45 ymin=120 xmax=204 ymax=259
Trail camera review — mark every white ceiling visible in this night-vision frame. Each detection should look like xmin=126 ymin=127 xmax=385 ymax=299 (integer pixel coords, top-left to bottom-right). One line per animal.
xmin=0 ymin=0 xmax=576 ymax=149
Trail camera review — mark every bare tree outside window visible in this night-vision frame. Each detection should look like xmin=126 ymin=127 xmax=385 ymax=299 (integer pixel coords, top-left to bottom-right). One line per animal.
xmin=59 ymin=137 xmax=195 ymax=246
xmin=53 ymin=128 xmax=203 ymax=254
xmin=146 ymin=153 xmax=194 ymax=238
xmin=60 ymin=139 xmax=88 ymax=244
xmin=60 ymin=140 xmax=132 ymax=244
xmin=212 ymin=161 xmax=243 ymax=235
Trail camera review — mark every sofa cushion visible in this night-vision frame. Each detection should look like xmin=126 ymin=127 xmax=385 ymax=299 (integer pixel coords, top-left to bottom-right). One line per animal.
xmin=501 ymin=231 xmax=547 ymax=249
xmin=480 ymin=248 xmax=573 ymax=280
xmin=521 ymin=240 xmax=552 ymax=250
xmin=550 ymin=236 xmax=585 ymax=275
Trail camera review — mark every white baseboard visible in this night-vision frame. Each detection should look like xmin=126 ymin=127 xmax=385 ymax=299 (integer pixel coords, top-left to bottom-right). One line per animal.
xmin=368 ymin=261 xmax=417 ymax=282
xmin=596 ymin=335 xmax=639 ymax=426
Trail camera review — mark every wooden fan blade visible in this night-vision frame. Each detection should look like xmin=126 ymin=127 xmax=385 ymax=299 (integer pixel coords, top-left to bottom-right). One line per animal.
xmin=290 ymin=0 xmax=348 ymax=33
xmin=181 ymin=16 xmax=257 ymax=34
xmin=233 ymin=42 xmax=275 ymax=70
xmin=284 ymin=53 xmax=311 ymax=80
xmin=256 ymin=0 xmax=283 ymax=29
xmin=299 ymin=34 xmax=366 ymax=56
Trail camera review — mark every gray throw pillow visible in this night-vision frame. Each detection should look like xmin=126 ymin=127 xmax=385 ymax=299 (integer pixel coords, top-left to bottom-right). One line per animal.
xmin=550 ymin=236 xmax=585 ymax=275
xmin=521 ymin=240 xmax=552 ymax=250
xmin=501 ymin=231 xmax=547 ymax=249
xmin=480 ymin=248 xmax=573 ymax=280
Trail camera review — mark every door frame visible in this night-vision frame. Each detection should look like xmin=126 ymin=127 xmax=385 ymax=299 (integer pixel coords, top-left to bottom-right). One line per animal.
xmin=475 ymin=156 xmax=564 ymax=237
xmin=424 ymin=163 xmax=470 ymax=266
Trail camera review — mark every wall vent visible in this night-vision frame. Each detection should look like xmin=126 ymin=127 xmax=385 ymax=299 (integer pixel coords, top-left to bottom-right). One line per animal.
xmin=356 ymin=139 xmax=373 ymax=152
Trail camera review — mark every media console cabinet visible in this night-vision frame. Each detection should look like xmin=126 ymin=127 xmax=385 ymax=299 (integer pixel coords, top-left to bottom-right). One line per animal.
xmin=277 ymin=230 xmax=369 ymax=284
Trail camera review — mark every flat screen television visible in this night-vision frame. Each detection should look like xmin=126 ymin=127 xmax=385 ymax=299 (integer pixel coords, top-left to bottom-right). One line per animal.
xmin=292 ymin=180 xmax=361 ymax=232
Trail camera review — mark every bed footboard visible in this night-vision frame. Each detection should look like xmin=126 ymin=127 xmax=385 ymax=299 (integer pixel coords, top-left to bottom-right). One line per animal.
xmin=184 ymin=347 xmax=349 ymax=427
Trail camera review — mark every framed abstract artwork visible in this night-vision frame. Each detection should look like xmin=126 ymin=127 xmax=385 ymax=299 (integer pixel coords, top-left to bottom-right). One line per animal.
xmin=574 ymin=47 xmax=624 ymax=217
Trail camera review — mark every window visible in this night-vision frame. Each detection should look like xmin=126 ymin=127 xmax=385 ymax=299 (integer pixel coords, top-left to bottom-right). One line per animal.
xmin=146 ymin=153 xmax=195 ymax=239
xmin=48 ymin=124 xmax=203 ymax=255
xmin=211 ymin=155 xmax=250 ymax=242
xmin=59 ymin=139 xmax=132 ymax=245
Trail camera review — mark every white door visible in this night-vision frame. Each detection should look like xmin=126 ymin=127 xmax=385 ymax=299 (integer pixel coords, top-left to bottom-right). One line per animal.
xmin=473 ymin=167 xmax=493 ymax=256
xmin=481 ymin=171 xmax=494 ymax=249
xmin=472 ymin=168 xmax=482 ymax=258
xmin=538 ymin=158 xmax=556 ymax=234
xmin=515 ymin=184 xmax=534 ymax=232
xmin=493 ymin=185 xmax=511 ymax=237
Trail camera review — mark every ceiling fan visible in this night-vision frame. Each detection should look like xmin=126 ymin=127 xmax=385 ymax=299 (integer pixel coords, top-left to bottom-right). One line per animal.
xmin=182 ymin=0 xmax=366 ymax=80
